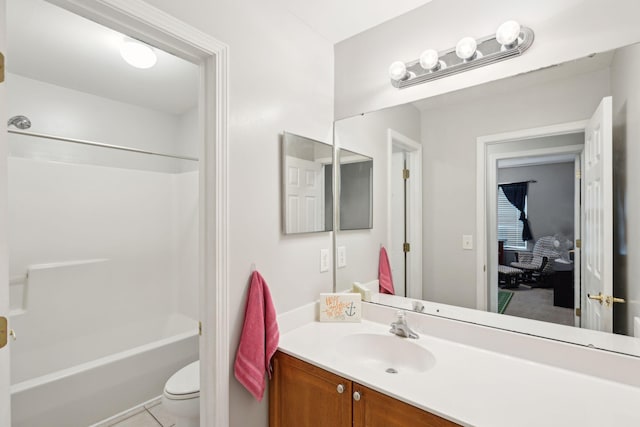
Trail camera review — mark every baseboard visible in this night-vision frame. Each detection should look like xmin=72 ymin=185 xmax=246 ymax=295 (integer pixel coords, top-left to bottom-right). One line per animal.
xmin=89 ymin=396 xmax=162 ymax=427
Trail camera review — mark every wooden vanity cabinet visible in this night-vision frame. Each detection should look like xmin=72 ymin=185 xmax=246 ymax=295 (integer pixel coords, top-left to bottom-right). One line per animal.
xmin=270 ymin=351 xmax=459 ymax=427
xmin=352 ymin=383 xmax=459 ymax=427
xmin=269 ymin=351 xmax=352 ymax=427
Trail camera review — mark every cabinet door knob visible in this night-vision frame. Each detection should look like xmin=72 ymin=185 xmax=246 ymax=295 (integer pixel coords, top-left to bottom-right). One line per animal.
xmin=336 ymin=384 xmax=344 ymax=394
xmin=353 ymin=391 xmax=361 ymax=401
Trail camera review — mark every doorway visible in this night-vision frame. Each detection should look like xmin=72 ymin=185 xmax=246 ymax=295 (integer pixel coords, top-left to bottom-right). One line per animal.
xmin=478 ymin=97 xmax=614 ymax=333
xmin=496 ymin=153 xmax=580 ymax=326
xmin=387 ymin=129 xmax=422 ymax=299
xmin=476 ymin=119 xmax=588 ymax=315
xmin=0 ymin=1 xmax=230 ymax=426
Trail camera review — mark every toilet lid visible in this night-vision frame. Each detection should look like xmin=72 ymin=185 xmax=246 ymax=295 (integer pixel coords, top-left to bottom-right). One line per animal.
xmin=165 ymin=361 xmax=200 ymax=397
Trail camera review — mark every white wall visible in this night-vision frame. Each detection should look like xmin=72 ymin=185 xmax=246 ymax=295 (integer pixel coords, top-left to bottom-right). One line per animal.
xmin=7 ymin=67 xmax=200 ymax=314
xmin=172 ymin=171 xmax=199 ymax=319
xmin=334 ymin=0 xmax=640 ymax=119
xmin=7 ymin=73 xmax=186 ymax=157
xmin=8 ymin=158 xmax=199 ymax=346
xmin=7 ymin=73 xmax=198 ymax=173
xmin=136 ymin=1 xmax=335 ymax=425
xmin=334 ymin=103 xmax=421 ymax=292
xmin=610 ymin=43 xmax=640 ymax=336
xmin=419 ymin=66 xmax=610 ymax=309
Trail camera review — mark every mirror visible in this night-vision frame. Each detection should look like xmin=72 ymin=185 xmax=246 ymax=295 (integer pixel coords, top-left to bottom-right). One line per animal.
xmin=336 ymin=149 xmax=373 ymax=231
xmin=334 ymin=42 xmax=640 ymax=356
xmin=282 ymin=132 xmax=333 ymax=234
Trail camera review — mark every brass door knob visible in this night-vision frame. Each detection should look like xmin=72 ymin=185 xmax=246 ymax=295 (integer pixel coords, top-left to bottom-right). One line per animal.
xmin=588 ymin=293 xmax=625 ymax=307
xmin=587 ymin=292 xmax=605 ymax=304
xmin=606 ymin=296 xmax=626 ymax=306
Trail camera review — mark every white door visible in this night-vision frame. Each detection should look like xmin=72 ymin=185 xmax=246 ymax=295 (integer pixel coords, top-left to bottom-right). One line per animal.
xmin=390 ymin=151 xmax=406 ymax=296
xmin=285 ymin=156 xmax=324 ymax=233
xmin=1 ymin=0 xmax=12 ymax=423
xmin=582 ymin=96 xmax=613 ymax=332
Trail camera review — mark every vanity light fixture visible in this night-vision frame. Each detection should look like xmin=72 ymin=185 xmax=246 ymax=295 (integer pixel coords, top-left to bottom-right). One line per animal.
xmin=120 ymin=38 xmax=157 ymax=69
xmin=389 ymin=20 xmax=534 ymax=89
xmin=419 ymin=49 xmax=444 ymax=72
xmin=455 ymin=37 xmax=480 ymax=61
xmin=388 ymin=61 xmax=410 ymax=81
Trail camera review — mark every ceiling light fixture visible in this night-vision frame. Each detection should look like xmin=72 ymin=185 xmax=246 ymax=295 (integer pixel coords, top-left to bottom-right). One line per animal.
xmin=389 ymin=20 xmax=533 ymax=89
xmin=120 ymin=39 xmax=157 ymax=69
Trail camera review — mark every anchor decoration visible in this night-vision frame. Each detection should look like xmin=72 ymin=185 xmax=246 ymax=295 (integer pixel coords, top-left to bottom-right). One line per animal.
xmin=319 ymin=293 xmax=362 ymax=322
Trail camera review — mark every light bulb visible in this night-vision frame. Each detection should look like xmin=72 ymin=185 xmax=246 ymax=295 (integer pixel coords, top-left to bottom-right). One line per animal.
xmin=456 ymin=37 xmax=478 ymax=61
xmin=388 ymin=61 xmax=408 ymax=81
xmin=496 ymin=20 xmax=521 ymax=47
xmin=419 ymin=49 xmax=440 ymax=71
xmin=120 ymin=39 xmax=157 ymax=69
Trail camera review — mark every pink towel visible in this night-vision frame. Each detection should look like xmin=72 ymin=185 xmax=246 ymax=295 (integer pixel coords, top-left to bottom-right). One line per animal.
xmin=234 ymin=271 xmax=280 ymax=401
xmin=378 ymin=247 xmax=395 ymax=295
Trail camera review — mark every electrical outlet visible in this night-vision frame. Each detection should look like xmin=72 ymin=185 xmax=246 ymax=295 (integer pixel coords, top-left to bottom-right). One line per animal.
xmin=462 ymin=235 xmax=473 ymax=250
xmin=320 ymin=249 xmax=329 ymax=273
xmin=337 ymin=246 xmax=347 ymax=268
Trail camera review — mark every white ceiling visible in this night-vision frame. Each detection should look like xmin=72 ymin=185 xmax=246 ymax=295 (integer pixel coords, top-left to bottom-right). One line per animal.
xmin=7 ymin=0 xmax=199 ymax=115
xmin=278 ymin=0 xmax=433 ymax=43
xmin=6 ymin=0 xmax=434 ymax=114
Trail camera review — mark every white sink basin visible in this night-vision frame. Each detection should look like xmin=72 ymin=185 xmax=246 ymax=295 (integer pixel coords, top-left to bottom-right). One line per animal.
xmin=336 ymin=333 xmax=436 ymax=374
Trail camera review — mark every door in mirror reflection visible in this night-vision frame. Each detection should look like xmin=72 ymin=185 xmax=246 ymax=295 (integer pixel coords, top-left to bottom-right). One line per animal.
xmin=282 ymin=132 xmax=333 ymax=234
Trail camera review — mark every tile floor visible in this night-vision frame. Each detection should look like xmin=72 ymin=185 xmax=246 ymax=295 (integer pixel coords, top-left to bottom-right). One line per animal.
xmin=107 ymin=400 xmax=176 ymax=427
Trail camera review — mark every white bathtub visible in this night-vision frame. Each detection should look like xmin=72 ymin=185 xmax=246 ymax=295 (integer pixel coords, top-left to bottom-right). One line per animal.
xmin=10 ymin=313 xmax=198 ymax=427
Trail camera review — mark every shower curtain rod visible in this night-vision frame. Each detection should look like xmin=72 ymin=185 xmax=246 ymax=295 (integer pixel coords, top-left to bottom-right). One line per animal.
xmin=8 ymin=129 xmax=199 ymax=162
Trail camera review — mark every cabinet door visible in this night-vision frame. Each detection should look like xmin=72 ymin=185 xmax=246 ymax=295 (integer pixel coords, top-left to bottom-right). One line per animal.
xmin=353 ymin=383 xmax=460 ymax=427
xmin=270 ymin=351 xmax=352 ymax=427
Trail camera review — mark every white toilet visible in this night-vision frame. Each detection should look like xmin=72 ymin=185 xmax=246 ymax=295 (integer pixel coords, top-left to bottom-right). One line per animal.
xmin=162 ymin=360 xmax=200 ymax=427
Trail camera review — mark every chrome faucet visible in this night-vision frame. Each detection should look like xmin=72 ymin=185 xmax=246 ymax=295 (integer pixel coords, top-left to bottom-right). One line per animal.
xmin=390 ymin=311 xmax=419 ymax=339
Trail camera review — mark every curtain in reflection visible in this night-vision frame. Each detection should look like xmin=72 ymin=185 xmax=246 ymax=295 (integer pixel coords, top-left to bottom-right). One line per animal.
xmin=499 ymin=182 xmax=533 ymax=241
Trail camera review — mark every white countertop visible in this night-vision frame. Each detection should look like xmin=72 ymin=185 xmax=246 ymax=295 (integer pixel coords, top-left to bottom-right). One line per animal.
xmin=278 ymin=309 xmax=640 ymax=427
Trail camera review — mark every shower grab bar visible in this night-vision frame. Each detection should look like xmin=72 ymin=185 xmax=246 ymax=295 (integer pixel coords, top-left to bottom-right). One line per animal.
xmin=8 ymin=129 xmax=199 ymax=162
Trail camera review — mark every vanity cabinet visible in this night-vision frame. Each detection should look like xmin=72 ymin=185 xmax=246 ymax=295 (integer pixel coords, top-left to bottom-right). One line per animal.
xmin=269 ymin=351 xmax=459 ymax=427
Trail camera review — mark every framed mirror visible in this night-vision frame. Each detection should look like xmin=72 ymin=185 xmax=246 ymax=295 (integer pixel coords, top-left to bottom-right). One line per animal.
xmin=333 ymin=42 xmax=640 ymax=357
xmin=282 ymin=132 xmax=333 ymax=234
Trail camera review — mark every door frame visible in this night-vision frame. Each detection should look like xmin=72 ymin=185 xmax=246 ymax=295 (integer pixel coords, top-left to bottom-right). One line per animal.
xmin=1 ymin=0 xmax=9 ymax=424
xmin=476 ymin=120 xmax=587 ymax=311
xmin=2 ymin=1 xmax=230 ymax=426
xmin=387 ymin=129 xmax=422 ymax=300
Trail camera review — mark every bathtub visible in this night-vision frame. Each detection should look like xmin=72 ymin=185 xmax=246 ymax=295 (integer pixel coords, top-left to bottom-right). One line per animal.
xmin=10 ymin=313 xmax=199 ymax=427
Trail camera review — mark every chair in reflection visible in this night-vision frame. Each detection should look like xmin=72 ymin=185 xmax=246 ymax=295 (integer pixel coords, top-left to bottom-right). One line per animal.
xmin=497 ymin=265 xmax=523 ymax=288
xmin=510 ymin=236 xmax=559 ymax=286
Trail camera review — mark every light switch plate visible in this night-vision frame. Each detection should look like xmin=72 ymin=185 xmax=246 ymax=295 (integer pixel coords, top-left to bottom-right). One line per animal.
xmin=320 ymin=248 xmax=329 ymax=273
xmin=634 ymin=317 xmax=640 ymax=338
xmin=462 ymin=235 xmax=473 ymax=250
xmin=337 ymin=246 xmax=347 ymax=268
